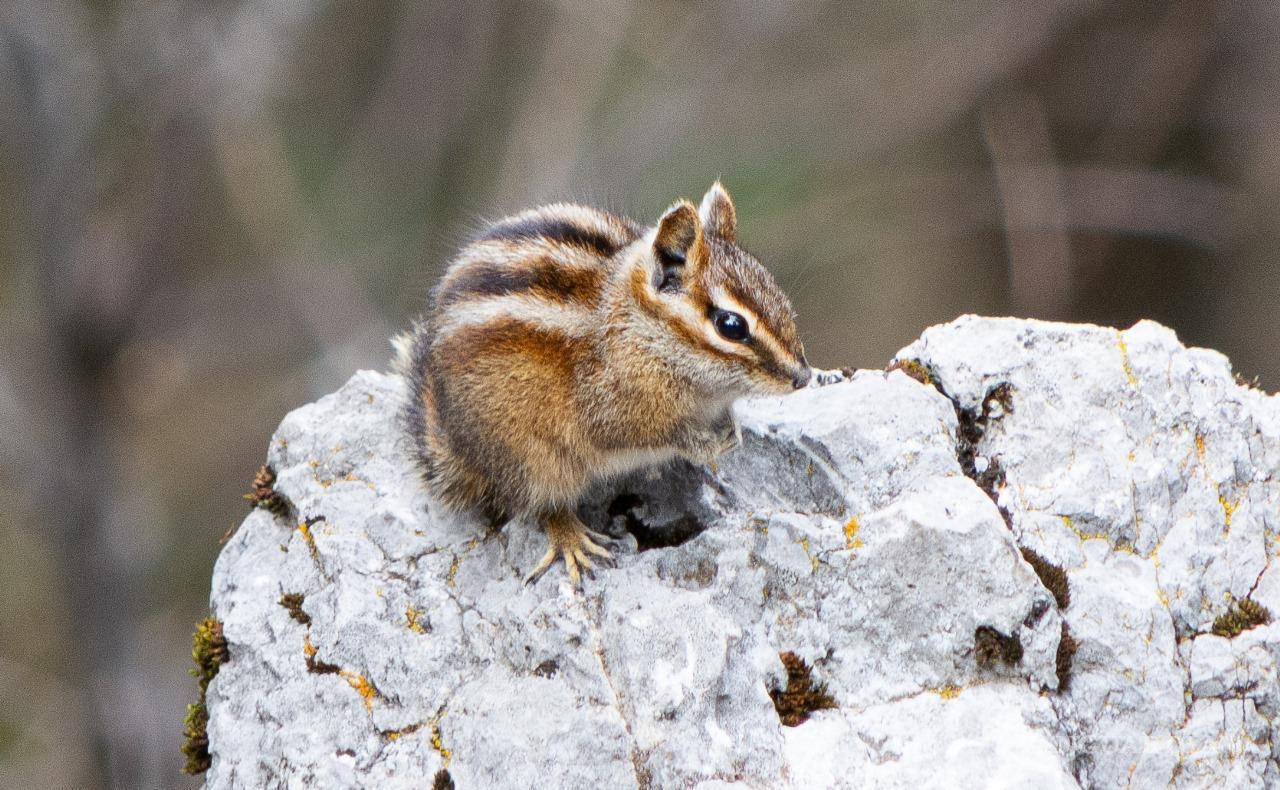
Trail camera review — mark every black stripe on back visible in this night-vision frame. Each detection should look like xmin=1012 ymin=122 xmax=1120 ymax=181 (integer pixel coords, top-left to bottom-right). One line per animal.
xmin=435 ymin=259 xmax=603 ymax=307
xmin=479 ymin=216 xmax=623 ymax=257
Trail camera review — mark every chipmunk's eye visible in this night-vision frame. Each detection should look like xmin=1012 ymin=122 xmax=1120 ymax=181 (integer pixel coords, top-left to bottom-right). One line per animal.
xmin=713 ymin=310 xmax=750 ymax=342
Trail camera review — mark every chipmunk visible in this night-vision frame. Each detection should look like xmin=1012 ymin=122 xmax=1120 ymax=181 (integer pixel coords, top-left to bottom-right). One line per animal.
xmin=394 ymin=183 xmax=811 ymax=585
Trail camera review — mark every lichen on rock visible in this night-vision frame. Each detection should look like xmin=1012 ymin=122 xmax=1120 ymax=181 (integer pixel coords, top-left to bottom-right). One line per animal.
xmin=201 ymin=316 xmax=1280 ymax=788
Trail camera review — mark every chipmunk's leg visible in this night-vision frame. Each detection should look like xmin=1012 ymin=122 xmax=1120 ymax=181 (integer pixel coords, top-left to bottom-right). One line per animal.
xmin=524 ymin=507 xmax=614 ymax=586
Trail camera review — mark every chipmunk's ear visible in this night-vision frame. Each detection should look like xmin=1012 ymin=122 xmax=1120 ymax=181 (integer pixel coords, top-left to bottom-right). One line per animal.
xmin=653 ymin=200 xmax=703 ymax=291
xmin=698 ymin=181 xmax=737 ymax=243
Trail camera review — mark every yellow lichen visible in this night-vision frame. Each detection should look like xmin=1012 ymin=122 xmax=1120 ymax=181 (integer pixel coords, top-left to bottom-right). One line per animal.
xmin=406 ymin=606 xmax=428 ymax=634
xmin=341 ymin=671 xmax=379 ymax=709
xmin=843 ymin=516 xmax=864 ymax=550
xmin=1219 ymin=495 xmax=1239 ymax=527
xmin=936 ymin=685 xmax=962 ymax=700
xmin=446 ymin=539 xmax=481 ymax=587
xmin=430 ymin=716 xmax=452 ymax=767
xmin=797 ymin=538 xmax=819 ymax=572
xmin=1059 ymin=514 xmax=1109 ymax=543
xmin=297 ymin=520 xmax=320 ymax=562
xmin=1117 ymin=332 xmax=1139 ymax=387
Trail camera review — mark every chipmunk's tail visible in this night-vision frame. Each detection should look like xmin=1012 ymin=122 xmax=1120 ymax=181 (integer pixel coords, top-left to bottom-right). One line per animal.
xmin=392 ymin=320 xmax=435 ymax=479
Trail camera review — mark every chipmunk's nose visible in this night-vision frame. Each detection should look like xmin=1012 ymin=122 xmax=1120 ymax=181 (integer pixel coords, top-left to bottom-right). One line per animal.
xmin=792 ymin=366 xmax=812 ymax=389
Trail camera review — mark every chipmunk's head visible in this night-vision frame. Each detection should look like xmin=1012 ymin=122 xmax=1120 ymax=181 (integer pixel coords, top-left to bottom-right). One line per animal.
xmin=629 ymin=182 xmax=810 ymax=397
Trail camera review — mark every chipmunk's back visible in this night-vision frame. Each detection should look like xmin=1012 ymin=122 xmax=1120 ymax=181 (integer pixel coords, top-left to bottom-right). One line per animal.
xmin=434 ymin=204 xmax=642 ymax=315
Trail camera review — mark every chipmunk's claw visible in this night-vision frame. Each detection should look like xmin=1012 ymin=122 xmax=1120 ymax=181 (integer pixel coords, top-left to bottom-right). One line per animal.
xmin=811 ymin=367 xmax=853 ymax=387
xmin=523 ymin=547 xmax=559 ymax=586
xmin=524 ymin=512 xmax=615 ymax=587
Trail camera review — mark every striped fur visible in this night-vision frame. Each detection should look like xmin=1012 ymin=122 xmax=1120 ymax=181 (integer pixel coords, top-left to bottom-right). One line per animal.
xmin=398 ymin=185 xmax=809 ymax=538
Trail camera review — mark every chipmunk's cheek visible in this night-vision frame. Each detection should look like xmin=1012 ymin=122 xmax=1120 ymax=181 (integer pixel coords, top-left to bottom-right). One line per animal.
xmin=748 ymin=372 xmax=793 ymax=396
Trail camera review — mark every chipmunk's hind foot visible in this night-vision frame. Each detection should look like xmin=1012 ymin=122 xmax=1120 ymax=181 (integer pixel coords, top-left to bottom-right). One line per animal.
xmin=524 ymin=509 xmax=615 ymax=587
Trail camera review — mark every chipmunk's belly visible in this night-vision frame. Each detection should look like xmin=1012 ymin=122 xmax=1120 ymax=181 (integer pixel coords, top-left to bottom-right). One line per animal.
xmin=593 ymin=445 xmax=679 ymax=481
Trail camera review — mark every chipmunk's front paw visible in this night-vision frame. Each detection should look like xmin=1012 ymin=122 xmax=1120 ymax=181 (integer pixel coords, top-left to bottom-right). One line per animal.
xmin=811 ymin=367 xmax=854 ymax=386
xmin=710 ymin=410 xmax=741 ymax=454
xmin=677 ymin=412 xmax=740 ymax=465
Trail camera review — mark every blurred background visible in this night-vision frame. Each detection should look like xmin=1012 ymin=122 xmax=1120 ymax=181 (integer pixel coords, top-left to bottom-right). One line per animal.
xmin=2 ymin=1 xmax=1277 ymax=786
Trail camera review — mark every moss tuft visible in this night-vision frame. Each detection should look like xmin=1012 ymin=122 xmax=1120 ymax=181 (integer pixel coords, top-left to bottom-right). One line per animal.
xmin=279 ymin=593 xmax=311 ymax=626
xmin=1211 ymin=597 xmax=1272 ymax=637
xmin=244 ymin=464 xmax=292 ymax=518
xmin=974 ymin=626 xmax=1023 ymax=667
xmin=770 ymin=651 xmax=837 ymax=726
xmin=182 ymin=703 xmax=210 ymax=775
xmin=886 ymin=358 xmax=934 ymax=386
xmin=1019 ymin=547 xmax=1070 ymax=610
xmin=1056 ymin=622 xmax=1078 ymax=692
xmin=182 ymin=617 xmax=229 ymax=775
xmin=432 ymin=769 xmax=455 ymax=790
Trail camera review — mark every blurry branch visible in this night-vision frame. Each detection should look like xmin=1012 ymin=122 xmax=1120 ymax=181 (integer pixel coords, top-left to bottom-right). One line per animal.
xmin=983 ymin=92 xmax=1073 ymax=318
xmin=338 ymin=3 xmax=502 ymax=207
xmin=1090 ymin=0 xmax=1215 ymax=163
xmin=492 ymin=0 xmax=634 ymax=208
xmin=1056 ymin=168 xmax=1232 ymax=249
xmin=1 ymin=9 xmax=125 ymax=787
xmin=984 ymin=80 xmax=1230 ymax=318
xmin=1076 ymin=0 xmax=1217 ymax=292
xmin=704 ymin=0 xmax=1108 ymax=160
xmin=2 ymin=2 xmax=328 ymax=786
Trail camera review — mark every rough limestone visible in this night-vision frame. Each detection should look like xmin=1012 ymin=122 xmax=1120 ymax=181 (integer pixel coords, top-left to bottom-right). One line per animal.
xmin=204 ymin=316 xmax=1280 ymax=789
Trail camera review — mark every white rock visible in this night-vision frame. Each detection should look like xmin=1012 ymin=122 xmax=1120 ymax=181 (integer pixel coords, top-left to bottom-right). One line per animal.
xmin=202 ymin=317 xmax=1279 ymax=788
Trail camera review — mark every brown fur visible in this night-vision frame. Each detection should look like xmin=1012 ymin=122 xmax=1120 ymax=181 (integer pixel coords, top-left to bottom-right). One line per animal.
xmin=396 ymin=184 xmax=809 ymax=579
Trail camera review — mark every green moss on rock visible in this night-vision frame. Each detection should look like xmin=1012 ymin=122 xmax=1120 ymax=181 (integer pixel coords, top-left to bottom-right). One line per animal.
xmin=974 ymin=625 xmax=1024 ymax=667
xmin=770 ymin=651 xmax=837 ymax=726
xmin=1055 ymin=622 xmax=1078 ymax=692
xmin=886 ymin=358 xmax=934 ymax=387
xmin=1211 ymin=598 xmax=1271 ymax=638
xmin=1019 ymin=546 xmax=1070 ymax=610
xmin=182 ymin=617 xmax=229 ymax=775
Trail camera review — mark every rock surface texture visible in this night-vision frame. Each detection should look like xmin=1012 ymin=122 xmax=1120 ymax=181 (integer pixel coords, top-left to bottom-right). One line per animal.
xmin=205 ymin=316 xmax=1280 ymax=789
